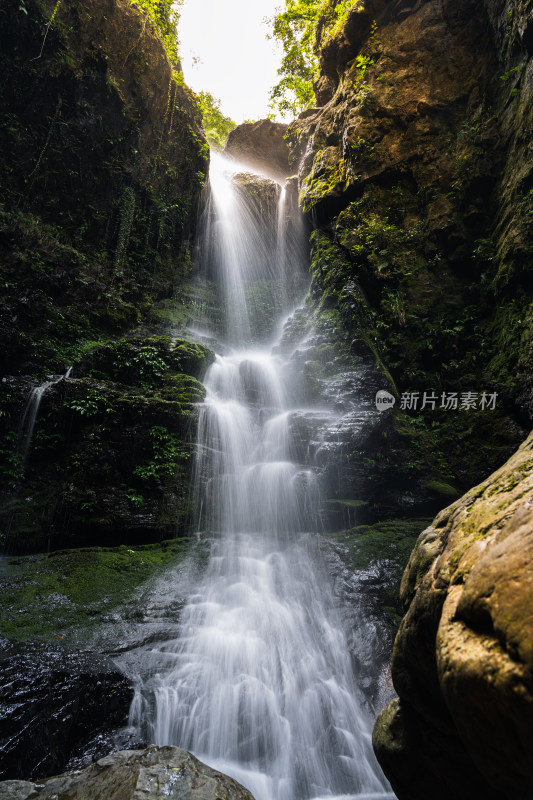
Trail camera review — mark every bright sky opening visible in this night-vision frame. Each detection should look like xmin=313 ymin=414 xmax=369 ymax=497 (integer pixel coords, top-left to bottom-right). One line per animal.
xmin=178 ymin=0 xmax=284 ymax=124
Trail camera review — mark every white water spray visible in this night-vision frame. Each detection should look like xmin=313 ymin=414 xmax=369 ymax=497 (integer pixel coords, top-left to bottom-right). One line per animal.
xmin=132 ymin=154 xmax=392 ymax=800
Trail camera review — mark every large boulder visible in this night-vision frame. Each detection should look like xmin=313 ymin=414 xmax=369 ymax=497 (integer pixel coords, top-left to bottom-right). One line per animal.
xmin=0 ymin=746 xmax=256 ymax=800
xmin=373 ymin=431 xmax=533 ymax=799
xmin=224 ymin=120 xmax=290 ymax=182
xmin=0 ymin=640 xmax=133 ymax=781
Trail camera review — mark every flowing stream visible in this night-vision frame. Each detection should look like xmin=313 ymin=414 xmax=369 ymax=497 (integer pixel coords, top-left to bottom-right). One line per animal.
xmin=131 ymin=154 xmax=392 ymax=800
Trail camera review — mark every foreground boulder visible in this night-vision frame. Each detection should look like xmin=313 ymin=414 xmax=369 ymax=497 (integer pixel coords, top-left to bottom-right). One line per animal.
xmin=0 ymin=746 xmax=256 ymax=800
xmin=0 ymin=640 xmax=133 ymax=781
xmin=373 ymin=431 xmax=533 ymax=799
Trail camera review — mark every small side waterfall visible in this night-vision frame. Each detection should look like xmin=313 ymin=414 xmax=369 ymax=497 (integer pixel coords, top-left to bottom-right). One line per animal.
xmin=17 ymin=366 xmax=73 ymax=467
xmin=131 ymin=154 xmax=392 ymax=800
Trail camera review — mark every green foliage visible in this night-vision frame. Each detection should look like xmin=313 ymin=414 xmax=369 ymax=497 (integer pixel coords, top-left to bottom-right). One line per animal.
xmin=268 ymin=0 xmax=322 ymax=115
xmin=269 ymin=74 xmax=316 ymax=118
xmin=353 ymin=53 xmax=374 ymax=77
xmin=197 ymin=91 xmax=236 ymax=150
xmin=130 ymin=0 xmax=183 ymax=65
xmin=133 ymin=425 xmax=189 ymax=484
xmin=112 ymin=341 xmax=168 ymax=389
xmin=499 ymin=64 xmax=521 ymax=82
xmin=337 ymin=201 xmax=422 ymax=279
xmin=0 ymin=430 xmax=24 ymax=490
xmin=67 ymin=388 xmax=114 ymax=417
xmin=125 ymin=488 xmax=145 ymax=507
xmin=268 ymin=0 xmax=365 ymax=115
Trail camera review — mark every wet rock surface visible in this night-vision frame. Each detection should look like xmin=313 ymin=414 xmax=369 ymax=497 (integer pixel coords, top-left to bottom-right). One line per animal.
xmin=0 ymin=746 xmax=256 ymax=800
xmin=373 ymin=431 xmax=533 ymax=800
xmin=2 ymin=337 xmax=214 ymax=552
xmin=0 ymin=538 xmax=205 ymax=648
xmin=0 ymin=639 xmax=133 ymax=781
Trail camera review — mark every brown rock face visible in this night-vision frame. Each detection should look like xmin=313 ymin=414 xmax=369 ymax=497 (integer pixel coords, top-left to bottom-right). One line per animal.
xmin=288 ymin=0 xmax=533 ymax=416
xmin=281 ymin=0 xmax=531 ymax=527
xmin=373 ymin=432 xmax=533 ymax=800
xmin=224 ymin=120 xmax=290 ymax=182
xmin=0 ymin=746 xmax=256 ymax=800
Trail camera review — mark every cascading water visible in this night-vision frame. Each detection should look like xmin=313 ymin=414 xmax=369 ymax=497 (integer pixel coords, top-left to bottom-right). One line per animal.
xmin=17 ymin=366 xmax=73 ymax=467
xmin=131 ymin=154 xmax=393 ymax=800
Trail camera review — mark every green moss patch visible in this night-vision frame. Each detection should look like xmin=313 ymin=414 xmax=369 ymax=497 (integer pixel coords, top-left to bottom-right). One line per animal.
xmin=0 ymin=539 xmax=198 ymax=644
xmin=331 ymin=518 xmax=430 ymax=571
xmin=328 ymin=518 xmax=431 ymax=619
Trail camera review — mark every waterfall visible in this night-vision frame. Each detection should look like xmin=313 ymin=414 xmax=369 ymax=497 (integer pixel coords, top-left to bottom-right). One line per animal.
xmin=131 ymin=154 xmax=392 ymax=800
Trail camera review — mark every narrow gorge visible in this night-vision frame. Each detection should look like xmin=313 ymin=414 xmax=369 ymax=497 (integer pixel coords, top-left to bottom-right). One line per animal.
xmin=0 ymin=0 xmax=532 ymax=799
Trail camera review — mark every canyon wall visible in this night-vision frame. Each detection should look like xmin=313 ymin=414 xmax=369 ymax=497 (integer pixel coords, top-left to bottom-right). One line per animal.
xmin=281 ymin=0 xmax=533 ymax=795
xmin=287 ymin=0 xmax=532 ymax=516
xmin=0 ymin=0 xmax=212 ymax=551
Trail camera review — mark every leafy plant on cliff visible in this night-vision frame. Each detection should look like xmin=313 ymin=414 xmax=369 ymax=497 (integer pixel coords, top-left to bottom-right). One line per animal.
xmin=130 ymin=0 xmax=183 ymax=65
xmin=133 ymin=425 xmax=189 ymax=484
xmin=267 ymin=0 xmax=364 ymax=115
xmin=197 ymin=91 xmax=236 ymax=150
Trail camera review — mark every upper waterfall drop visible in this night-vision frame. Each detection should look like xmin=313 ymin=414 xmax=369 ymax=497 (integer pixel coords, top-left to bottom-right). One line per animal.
xmin=131 ymin=151 xmax=393 ymax=800
xmin=200 ymin=152 xmax=307 ymax=348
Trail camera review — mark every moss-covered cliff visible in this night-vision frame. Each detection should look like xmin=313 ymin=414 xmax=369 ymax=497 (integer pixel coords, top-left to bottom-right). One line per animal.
xmin=288 ymin=0 xmax=532 ymax=519
xmin=0 ymin=0 xmax=208 ymax=371
xmin=0 ymin=0 xmax=212 ymax=552
xmin=279 ymin=0 xmax=533 ymax=796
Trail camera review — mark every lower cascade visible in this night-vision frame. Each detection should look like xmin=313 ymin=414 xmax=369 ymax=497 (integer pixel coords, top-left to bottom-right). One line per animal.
xmin=130 ymin=154 xmax=392 ymax=800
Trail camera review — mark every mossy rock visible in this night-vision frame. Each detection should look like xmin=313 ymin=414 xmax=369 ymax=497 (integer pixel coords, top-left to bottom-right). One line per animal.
xmin=0 ymin=538 xmax=205 ymax=646
xmin=328 ymin=517 xmax=432 ymax=614
xmin=77 ymin=337 xmax=214 ymax=388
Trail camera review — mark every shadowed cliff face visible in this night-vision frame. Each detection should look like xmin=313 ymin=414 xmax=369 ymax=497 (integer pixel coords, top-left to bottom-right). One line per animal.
xmin=0 ymin=0 xmax=208 ymax=375
xmin=0 ymin=0 xmax=212 ymax=552
xmin=0 ymin=0 xmax=207 ymax=262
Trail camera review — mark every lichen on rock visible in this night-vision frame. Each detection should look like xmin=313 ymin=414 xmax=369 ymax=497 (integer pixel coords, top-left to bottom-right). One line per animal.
xmin=373 ymin=431 xmax=533 ymax=799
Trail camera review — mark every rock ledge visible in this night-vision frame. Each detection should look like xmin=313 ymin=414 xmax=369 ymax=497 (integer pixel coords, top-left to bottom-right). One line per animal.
xmin=0 ymin=745 xmax=256 ymax=800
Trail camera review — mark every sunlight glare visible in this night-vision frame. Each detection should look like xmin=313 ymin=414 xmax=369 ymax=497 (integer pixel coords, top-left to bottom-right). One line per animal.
xmin=178 ymin=0 xmax=284 ymax=124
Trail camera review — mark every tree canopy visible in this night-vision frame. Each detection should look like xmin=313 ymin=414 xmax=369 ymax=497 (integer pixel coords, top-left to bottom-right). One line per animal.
xmin=268 ymin=0 xmax=361 ymax=117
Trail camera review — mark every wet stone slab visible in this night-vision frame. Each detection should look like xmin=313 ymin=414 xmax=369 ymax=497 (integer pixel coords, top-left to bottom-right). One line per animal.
xmin=0 ymin=746 xmax=256 ymax=800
